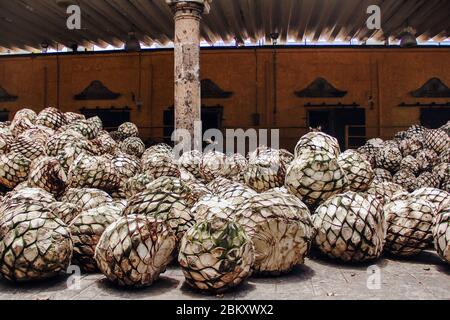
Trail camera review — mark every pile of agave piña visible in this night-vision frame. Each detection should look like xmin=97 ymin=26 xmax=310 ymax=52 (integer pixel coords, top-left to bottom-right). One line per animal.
xmin=0 ymin=107 xmax=449 ymax=293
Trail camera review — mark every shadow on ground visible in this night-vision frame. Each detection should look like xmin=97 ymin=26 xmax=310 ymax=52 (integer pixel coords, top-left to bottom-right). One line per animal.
xmin=0 ymin=275 xmax=68 ymax=290
xmin=178 ymin=281 xmax=248 ymax=299
xmin=308 ymin=249 xmax=389 ymax=270
xmin=436 ymin=264 xmax=450 ymax=275
xmin=95 ymin=276 xmax=180 ymax=299
xmin=177 ymin=265 xmax=315 ymax=299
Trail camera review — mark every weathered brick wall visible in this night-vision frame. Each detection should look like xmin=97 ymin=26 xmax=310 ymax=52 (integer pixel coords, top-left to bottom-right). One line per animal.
xmin=0 ymin=47 xmax=449 ymax=150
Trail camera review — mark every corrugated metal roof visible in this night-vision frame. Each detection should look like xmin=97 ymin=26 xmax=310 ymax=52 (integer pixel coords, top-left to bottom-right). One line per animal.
xmin=0 ymin=0 xmax=449 ymax=52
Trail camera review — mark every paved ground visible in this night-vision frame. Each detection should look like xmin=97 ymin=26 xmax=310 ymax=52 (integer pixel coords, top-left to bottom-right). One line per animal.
xmin=1 ymin=250 xmax=450 ymax=300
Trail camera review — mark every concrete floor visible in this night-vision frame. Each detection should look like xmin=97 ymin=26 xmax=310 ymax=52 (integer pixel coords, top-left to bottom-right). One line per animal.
xmin=1 ymin=250 xmax=450 ymax=300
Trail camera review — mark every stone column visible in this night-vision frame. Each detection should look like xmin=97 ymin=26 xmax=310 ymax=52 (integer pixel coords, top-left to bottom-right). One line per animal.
xmin=167 ymin=0 xmax=210 ymax=147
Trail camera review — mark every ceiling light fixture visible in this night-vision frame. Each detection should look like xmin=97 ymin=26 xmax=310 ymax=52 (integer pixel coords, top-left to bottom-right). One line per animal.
xmin=41 ymin=41 xmax=49 ymax=53
xmin=270 ymin=32 xmax=280 ymax=45
xmin=234 ymin=37 xmax=244 ymax=48
xmin=399 ymin=26 xmax=417 ymax=48
xmin=125 ymin=32 xmax=141 ymax=52
xmin=70 ymin=43 xmax=78 ymax=52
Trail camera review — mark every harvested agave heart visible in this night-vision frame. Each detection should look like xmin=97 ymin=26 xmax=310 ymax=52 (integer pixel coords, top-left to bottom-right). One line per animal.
xmin=124 ymin=172 xmax=155 ymax=198
xmin=35 ymin=107 xmax=67 ymax=130
xmin=94 ymin=215 xmax=176 ymax=288
xmin=1 ymin=187 xmax=55 ymax=206
xmin=235 ymin=190 xmax=313 ymax=274
xmin=89 ymin=131 xmax=118 ymax=155
xmin=141 ymin=153 xmax=180 ymax=180
xmin=433 ymin=163 xmax=449 ymax=184
xmin=313 ymin=192 xmax=386 ymax=262
xmin=118 ymin=122 xmax=139 ymax=140
xmin=46 ymin=130 xmax=89 ymax=156
xmin=178 ymin=150 xmax=202 ymax=179
xmin=367 ymin=182 xmax=406 ymax=204
xmin=416 ymin=172 xmax=440 ymax=189
xmin=64 ymin=112 xmax=85 ymax=124
xmin=0 ymin=134 xmax=12 ymax=154
xmin=199 ymin=151 xmax=227 ymax=182
xmin=416 ymin=149 xmax=438 ymax=172
xmin=68 ymin=154 xmax=121 ymax=192
xmin=144 ymin=176 xmax=198 ymax=207
xmin=433 ymin=205 xmax=450 ymax=265
xmin=278 ymin=149 xmax=295 ymax=167
xmin=410 ymin=188 xmax=450 ymax=212
xmin=60 ymin=188 xmax=113 ymax=210
xmin=404 ymin=125 xmax=427 ymax=139
xmin=142 ymin=143 xmax=173 ymax=160
xmin=248 ymin=146 xmax=276 ymax=162
xmin=440 ymin=149 xmax=450 ymax=164
xmin=181 ymin=179 xmax=212 ymax=202
xmin=216 ymin=181 xmax=257 ymax=209
xmin=178 ymin=217 xmax=254 ymax=293
xmin=207 ymin=176 xmax=234 ymax=194
xmin=400 ymin=156 xmax=420 ymax=175
xmin=384 ymin=197 xmax=437 ymax=256
xmin=120 ymin=137 xmax=145 ymax=158
xmin=48 ymin=201 xmax=82 ymax=225
xmin=10 ymin=136 xmax=45 ymax=161
xmin=191 ymin=195 xmax=236 ymax=222
xmin=372 ymin=168 xmax=393 ymax=184
xmin=398 ymin=136 xmax=422 ymax=157
xmin=56 ymin=143 xmax=93 ymax=173
xmin=10 ymin=117 xmax=34 ymax=138
xmin=294 ymin=131 xmax=341 ymax=158
xmin=0 ymin=201 xmax=73 ymax=282
xmin=123 ymin=189 xmax=194 ymax=243
xmin=423 ymin=129 xmax=449 ymax=154
xmin=28 ymin=157 xmax=67 ymax=196
xmin=285 ymin=150 xmax=347 ymax=210
xmin=358 ymin=138 xmax=383 ymax=166
xmin=393 ymin=169 xmax=417 ymax=192
xmin=222 ymin=153 xmax=248 ymax=180
xmin=111 ymin=153 xmax=141 ymax=187
xmin=244 ymin=149 xmax=286 ymax=193
xmin=338 ymin=150 xmax=374 ymax=192
xmin=441 ymin=121 xmax=450 ymax=137
xmin=11 ymin=109 xmax=36 ymax=128
xmin=19 ymin=126 xmax=54 ymax=146
xmin=69 ymin=205 xmax=122 ymax=272
xmin=0 ymin=152 xmax=31 ymax=189
xmin=375 ymin=144 xmax=402 ymax=173
xmin=59 ymin=119 xmax=101 ymax=140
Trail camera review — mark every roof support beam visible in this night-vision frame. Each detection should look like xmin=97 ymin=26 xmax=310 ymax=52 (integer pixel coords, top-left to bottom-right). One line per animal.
xmin=167 ymin=0 xmax=210 ymax=146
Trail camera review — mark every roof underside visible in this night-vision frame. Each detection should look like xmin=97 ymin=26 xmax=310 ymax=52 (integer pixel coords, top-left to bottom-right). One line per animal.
xmin=0 ymin=0 xmax=449 ymax=52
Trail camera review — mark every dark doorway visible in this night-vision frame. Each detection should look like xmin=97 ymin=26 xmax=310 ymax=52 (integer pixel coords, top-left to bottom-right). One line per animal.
xmin=80 ymin=107 xmax=131 ymax=130
xmin=420 ymin=108 xmax=450 ymax=129
xmin=308 ymin=108 xmax=366 ymax=150
xmin=0 ymin=110 xmax=9 ymax=122
xmin=163 ymin=105 xmax=224 ymax=145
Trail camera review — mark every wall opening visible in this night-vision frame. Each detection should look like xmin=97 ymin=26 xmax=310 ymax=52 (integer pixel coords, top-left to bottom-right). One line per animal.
xmin=80 ymin=107 xmax=131 ymax=131
xmin=420 ymin=108 xmax=450 ymax=129
xmin=0 ymin=110 xmax=9 ymax=122
xmin=163 ymin=105 xmax=224 ymax=146
xmin=308 ymin=108 xmax=366 ymax=150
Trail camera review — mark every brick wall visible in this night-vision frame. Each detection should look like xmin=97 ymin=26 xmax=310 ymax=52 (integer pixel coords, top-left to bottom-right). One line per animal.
xmin=0 ymin=47 xmax=449 ymax=150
